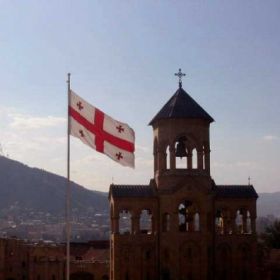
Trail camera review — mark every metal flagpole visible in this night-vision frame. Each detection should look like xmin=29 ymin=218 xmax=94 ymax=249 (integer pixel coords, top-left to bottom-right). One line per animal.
xmin=66 ymin=73 xmax=71 ymax=280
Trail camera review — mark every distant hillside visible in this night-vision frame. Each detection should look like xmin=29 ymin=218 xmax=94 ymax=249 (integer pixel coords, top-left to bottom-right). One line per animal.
xmin=0 ymin=155 xmax=279 ymax=219
xmin=257 ymin=192 xmax=280 ymax=218
xmin=0 ymin=155 xmax=108 ymax=215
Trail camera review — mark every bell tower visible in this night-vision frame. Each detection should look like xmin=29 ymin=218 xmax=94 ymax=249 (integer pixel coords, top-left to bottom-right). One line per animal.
xmin=149 ymin=69 xmax=214 ymax=190
xmin=110 ymin=70 xmax=258 ymax=280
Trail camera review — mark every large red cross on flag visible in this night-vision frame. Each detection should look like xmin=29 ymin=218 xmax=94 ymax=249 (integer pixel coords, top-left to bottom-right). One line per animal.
xmin=69 ymin=90 xmax=135 ymax=168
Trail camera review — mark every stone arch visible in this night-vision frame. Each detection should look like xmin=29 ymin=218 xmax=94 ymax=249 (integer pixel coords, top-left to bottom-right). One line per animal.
xmin=235 ymin=207 xmax=250 ymax=234
xmin=235 ymin=208 xmax=244 ymax=234
xmin=119 ymin=209 xmax=132 ymax=234
xmin=140 ymin=209 xmax=152 ymax=234
xmin=174 ymin=133 xmax=201 ymax=149
xmin=246 ymin=210 xmax=252 ymax=234
xmin=172 ymin=133 xmax=203 ymax=171
xmin=174 ymin=137 xmax=188 ymax=169
xmin=178 ymin=200 xmax=200 ymax=232
xmin=216 ymin=208 xmax=232 ymax=235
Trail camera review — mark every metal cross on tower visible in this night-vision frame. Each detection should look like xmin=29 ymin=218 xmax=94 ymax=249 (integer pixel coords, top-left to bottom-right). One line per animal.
xmin=174 ymin=68 xmax=186 ymax=88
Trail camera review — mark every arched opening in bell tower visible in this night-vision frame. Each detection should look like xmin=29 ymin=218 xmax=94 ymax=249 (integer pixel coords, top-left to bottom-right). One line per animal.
xmin=175 ymin=137 xmax=188 ymax=169
xmin=192 ymin=148 xmax=198 ymax=169
xmin=119 ymin=210 xmax=132 ymax=234
xmin=140 ymin=209 xmax=153 ymax=234
xmin=166 ymin=145 xmax=170 ymax=169
xmin=178 ymin=200 xmax=200 ymax=232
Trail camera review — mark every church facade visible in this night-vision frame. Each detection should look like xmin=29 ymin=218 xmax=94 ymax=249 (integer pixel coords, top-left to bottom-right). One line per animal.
xmin=109 ymin=75 xmax=258 ymax=280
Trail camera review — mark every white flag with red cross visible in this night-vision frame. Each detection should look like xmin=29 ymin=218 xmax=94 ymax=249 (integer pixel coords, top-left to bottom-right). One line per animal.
xmin=69 ymin=90 xmax=135 ymax=168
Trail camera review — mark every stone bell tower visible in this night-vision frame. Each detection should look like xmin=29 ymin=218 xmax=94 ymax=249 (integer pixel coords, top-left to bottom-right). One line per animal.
xmin=150 ymin=69 xmax=214 ymax=191
xmin=148 ymin=69 xmax=216 ymax=280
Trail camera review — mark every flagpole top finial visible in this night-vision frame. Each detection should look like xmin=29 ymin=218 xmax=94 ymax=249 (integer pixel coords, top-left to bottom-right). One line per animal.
xmin=67 ymin=73 xmax=71 ymax=85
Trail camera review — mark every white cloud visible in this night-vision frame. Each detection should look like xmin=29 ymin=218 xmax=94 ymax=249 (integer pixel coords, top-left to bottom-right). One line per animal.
xmin=136 ymin=144 xmax=151 ymax=152
xmin=0 ymin=107 xmax=67 ymax=172
xmin=9 ymin=114 xmax=66 ymax=130
xmin=262 ymin=135 xmax=279 ymax=141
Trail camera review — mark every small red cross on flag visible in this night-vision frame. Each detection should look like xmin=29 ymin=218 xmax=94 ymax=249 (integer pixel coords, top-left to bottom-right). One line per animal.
xmin=69 ymin=90 xmax=135 ymax=168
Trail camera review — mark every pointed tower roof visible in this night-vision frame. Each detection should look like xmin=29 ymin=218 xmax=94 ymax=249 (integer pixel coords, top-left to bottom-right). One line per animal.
xmin=149 ymin=87 xmax=214 ymax=125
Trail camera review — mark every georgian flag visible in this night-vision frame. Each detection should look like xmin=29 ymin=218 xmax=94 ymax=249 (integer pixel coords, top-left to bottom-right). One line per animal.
xmin=69 ymin=90 xmax=135 ymax=168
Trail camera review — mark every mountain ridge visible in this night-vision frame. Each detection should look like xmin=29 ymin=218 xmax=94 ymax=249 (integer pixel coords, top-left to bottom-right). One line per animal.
xmin=0 ymin=155 xmax=279 ymax=218
xmin=0 ymin=155 xmax=108 ymax=215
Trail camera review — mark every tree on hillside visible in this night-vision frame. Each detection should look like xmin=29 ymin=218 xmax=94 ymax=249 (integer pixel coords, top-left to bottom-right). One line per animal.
xmin=261 ymin=219 xmax=280 ymax=249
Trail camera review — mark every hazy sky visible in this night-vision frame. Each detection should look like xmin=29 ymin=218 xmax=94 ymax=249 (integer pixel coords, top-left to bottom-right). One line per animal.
xmin=0 ymin=1 xmax=279 ymax=193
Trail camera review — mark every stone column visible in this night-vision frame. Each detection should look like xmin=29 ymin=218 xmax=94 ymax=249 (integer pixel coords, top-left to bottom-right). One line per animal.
xmin=188 ymin=213 xmax=194 ymax=232
xmin=153 ymin=150 xmax=157 ymax=175
xmin=242 ymin=214 xmax=247 ymax=234
xmin=231 ymin=213 xmax=236 ymax=235
xmin=132 ymin=215 xmax=140 ymax=234
xmin=226 ymin=217 xmax=232 ymax=234
xmin=204 ymin=148 xmax=210 ymax=174
xmin=251 ymin=216 xmax=256 ymax=235
xmin=170 ymin=144 xmax=176 ymax=170
xmin=187 ymin=150 xmax=193 ymax=169
xmin=197 ymin=151 xmax=203 ymax=170
xmin=158 ymin=149 xmax=166 ymax=175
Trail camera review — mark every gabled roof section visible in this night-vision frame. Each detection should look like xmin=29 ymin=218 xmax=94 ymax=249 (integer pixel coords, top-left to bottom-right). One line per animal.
xmin=215 ymin=185 xmax=258 ymax=199
xmin=149 ymin=87 xmax=214 ymax=125
xmin=109 ymin=184 xmax=157 ymax=198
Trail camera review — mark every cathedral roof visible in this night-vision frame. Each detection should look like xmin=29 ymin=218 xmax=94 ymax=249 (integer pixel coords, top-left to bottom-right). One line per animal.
xmin=149 ymin=87 xmax=214 ymax=125
xmin=109 ymin=184 xmax=156 ymax=198
xmin=215 ymin=185 xmax=258 ymax=199
xmin=110 ymin=184 xmax=258 ymax=199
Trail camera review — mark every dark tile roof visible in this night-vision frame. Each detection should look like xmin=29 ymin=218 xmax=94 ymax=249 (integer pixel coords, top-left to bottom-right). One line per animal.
xmin=149 ymin=87 xmax=214 ymax=125
xmin=215 ymin=185 xmax=258 ymax=199
xmin=109 ymin=184 xmax=157 ymax=198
